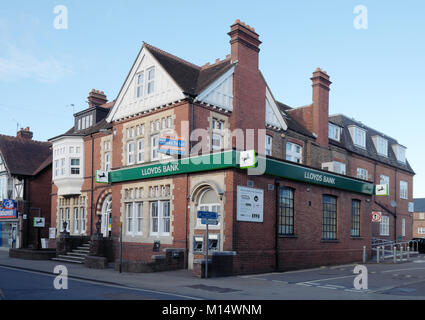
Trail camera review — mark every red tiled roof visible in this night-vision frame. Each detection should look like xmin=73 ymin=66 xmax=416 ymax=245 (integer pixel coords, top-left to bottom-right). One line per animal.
xmin=0 ymin=134 xmax=51 ymax=176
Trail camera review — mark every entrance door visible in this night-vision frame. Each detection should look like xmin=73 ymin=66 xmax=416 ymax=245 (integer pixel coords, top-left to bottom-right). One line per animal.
xmin=101 ymin=195 xmax=112 ymax=238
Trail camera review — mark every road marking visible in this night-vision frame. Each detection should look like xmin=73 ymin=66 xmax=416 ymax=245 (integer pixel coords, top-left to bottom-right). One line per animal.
xmin=382 ymin=267 xmax=425 ymax=273
xmin=323 ymin=285 xmax=346 ymax=289
xmin=344 ymin=289 xmax=369 ymax=293
xmin=271 ymin=280 xmax=288 ymax=284
xmin=0 ymin=265 xmax=200 ymax=300
xmin=318 ymin=286 xmax=337 ymax=290
xmin=305 ymin=275 xmax=356 ymax=283
xmin=296 ymin=283 xmax=312 ymax=287
xmin=247 ymin=277 xmax=268 ymax=281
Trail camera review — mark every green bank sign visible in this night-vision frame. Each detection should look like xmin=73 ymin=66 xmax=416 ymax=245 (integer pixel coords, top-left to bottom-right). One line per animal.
xmin=109 ymin=151 xmax=374 ymax=195
xmin=264 ymin=157 xmax=374 ymax=195
xmin=110 ymin=151 xmax=237 ymax=183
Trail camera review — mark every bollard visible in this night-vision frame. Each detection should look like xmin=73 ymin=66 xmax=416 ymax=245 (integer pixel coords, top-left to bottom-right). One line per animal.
xmin=376 ymin=246 xmax=380 ymax=263
xmin=363 ymin=246 xmax=367 ymax=263
xmin=393 ymin=246 xmax=397 ymax=264
xmin=400 ymin=246 xmax=403 ymax=262
xmin=381 ymin=246 xmax=385 ymax=261
xmin=407 ymin=245 xmax=410 ymax=259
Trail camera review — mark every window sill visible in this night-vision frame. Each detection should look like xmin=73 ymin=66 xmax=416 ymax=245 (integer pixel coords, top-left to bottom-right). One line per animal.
xmin=321 ymin=239 xmax=339 ymax=243
xmin=278 ymin=234 xmax=297 ymax=239
xmin=350 ymin=237 xmax=363 ymax=240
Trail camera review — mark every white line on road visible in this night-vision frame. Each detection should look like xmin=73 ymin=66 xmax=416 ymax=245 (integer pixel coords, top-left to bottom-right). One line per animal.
xmin=0 ymin=265 xmax=200 ymax=300
xmin=296 ymin=283 xmax=312 ymax=287
xmin=382 ymin=267 xmax=425 ymax=273
xmin=317 ymin=286 xmax=337 ymax=290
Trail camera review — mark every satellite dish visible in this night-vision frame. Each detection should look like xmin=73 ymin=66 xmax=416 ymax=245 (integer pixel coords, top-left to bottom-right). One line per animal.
xmin=390 ymin=200 xmax=397 ymax=208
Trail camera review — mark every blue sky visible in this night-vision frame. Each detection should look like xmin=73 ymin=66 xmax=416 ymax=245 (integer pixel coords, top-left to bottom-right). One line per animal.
xmin=0 ymin=1 xmax=424 ymax=197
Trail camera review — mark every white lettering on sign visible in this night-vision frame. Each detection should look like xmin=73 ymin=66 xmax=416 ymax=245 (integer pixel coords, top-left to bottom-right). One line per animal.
xmin=304 ymin=172 xmax=336 ymax=185
xmin=141 ymin=164 xmax=179 ymax=177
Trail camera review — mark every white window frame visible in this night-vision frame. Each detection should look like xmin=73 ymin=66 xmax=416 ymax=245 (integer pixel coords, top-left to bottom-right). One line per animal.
xmin=265 ymin=135 xmax=273 ymax=156
xmin=70 ymin=158 xmax=80 ymax=175
xmin=380 ymin=215 xmax=390 ymax=236
xmin=400 ymin=180 xmax=408 ymax=200
xmin=127 ymin=141 xmax=135 ymax=165
xmin=420 ymin=213 xmax=425 ymax=220
xmin=286 ymin=142 xmax=302 ymax=163
xmin=418 ymin=227 xmax=425 ymax=235
xmin=147 ymin=67 xmax=155 ymax=95
xmin=349 ymin=126 xmax=366 ymax=149
xmin=376 ymin=136 xmax=388 ymax=157
xmin=65 ymin=208 xmax=70 ymax=232
xmin=137 ymin=139 xmax=144 ymax=164
xmin=73 ymin=207 xmax=79 ymax=234
xmin=328 ymin=123 xmax=341 ymax=141
xmin=149 ymin=200 xmax=170 ymax=236
xmin=104 ymin=152 xmax=111 ymax=171
xmin=125 ymin=202 xmax=143 ymax=236
xmin=356 ymin=168 xmax=368 ymax=180
xmin=80 ymin=207 xmax=86 ymax=233
xmin=151 ymin=135 xmax=159 ymax=161
xmin=136 ymin=71 xmax=144 ymax=98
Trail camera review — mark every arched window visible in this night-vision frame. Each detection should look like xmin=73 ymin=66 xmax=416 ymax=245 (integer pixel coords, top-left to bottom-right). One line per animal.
xmin=197 ymin=188 xmax=221 ymax=226
xmin=101 ymin=194 xmax=112 ymax=237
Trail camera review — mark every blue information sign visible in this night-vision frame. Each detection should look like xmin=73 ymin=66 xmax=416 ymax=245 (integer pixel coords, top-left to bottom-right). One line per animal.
xmin=197 ymin=211 xmax=218 ymax=220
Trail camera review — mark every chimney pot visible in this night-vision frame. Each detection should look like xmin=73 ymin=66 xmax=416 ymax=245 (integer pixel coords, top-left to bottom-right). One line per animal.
xmin=88 ymin=89 xmax=108 ymax=107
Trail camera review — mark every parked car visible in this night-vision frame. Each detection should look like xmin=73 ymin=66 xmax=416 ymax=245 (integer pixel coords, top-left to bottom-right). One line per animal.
xmin=410 ymin=238 xmax=425 ymax=253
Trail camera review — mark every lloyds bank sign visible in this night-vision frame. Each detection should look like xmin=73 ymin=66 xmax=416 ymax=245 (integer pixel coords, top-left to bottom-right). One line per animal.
xmin=109 ymin=150 xmax=374 ymax=195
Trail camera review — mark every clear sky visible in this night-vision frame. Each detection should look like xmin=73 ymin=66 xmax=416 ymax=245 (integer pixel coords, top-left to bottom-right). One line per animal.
xmin=1 ymin=1 xmax=424 ymax=197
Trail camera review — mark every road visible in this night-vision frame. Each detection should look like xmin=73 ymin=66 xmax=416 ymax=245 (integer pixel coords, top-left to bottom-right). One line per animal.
xmin=0 ymin=265 xmax=198 ymax=300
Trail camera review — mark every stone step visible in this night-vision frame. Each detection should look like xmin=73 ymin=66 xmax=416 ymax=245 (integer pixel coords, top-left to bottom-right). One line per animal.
xmin=72 ymin=249 xmax=90 ymax=254
xmin=52 ymin=257 xmax=84 ymax=264
xmin=57 ymin=254 xmax=86 ymax=261
xmin=67 ymin=252 xmax=88 ymax=257
xmin=76 ymin=246 xmax=90 ymax=251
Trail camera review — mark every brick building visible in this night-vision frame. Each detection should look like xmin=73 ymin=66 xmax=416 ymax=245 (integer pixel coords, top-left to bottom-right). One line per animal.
xmin=49 ymin=20 xmax=414 ymax=274
xmin=0 ymin=128 xmax=52 ymax=249
xmin=413 ymin=199 xmax=425 ymax=238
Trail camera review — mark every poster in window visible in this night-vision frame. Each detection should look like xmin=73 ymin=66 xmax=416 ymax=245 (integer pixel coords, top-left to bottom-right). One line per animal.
xmin=237 ymin=186 xmax=264 ymax=223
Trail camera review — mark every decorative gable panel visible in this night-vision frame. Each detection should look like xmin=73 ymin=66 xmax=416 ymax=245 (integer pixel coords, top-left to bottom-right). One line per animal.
xmin=265 ymin=86 xmax=287 ymax=130
xmin=196 ymin=66 xmax=234 ymax=112
xmin=107 ymin=47 xmax=186 ymax=122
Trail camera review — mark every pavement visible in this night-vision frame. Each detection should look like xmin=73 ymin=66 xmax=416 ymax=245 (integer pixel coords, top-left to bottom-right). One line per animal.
xmin=1 ymin=250 xmax=425 ymax=300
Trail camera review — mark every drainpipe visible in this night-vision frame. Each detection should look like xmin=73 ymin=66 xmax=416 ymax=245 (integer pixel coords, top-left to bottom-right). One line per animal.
xmin=275 ymin=181 xmax=280 ymax=271
xmin=90 ymin=133 xmax=95 ymax=236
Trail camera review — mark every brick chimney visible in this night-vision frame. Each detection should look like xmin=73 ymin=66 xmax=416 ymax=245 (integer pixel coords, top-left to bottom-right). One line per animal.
xmin=88 ymin=89 xmax=107 ymax=107
xmin=311 ymin=68 xmax=332 ymax=147
xmin=228 ymin=19 xmax=262 ymax=69
xmin=17 ymin=127 xmax=33 ymax=140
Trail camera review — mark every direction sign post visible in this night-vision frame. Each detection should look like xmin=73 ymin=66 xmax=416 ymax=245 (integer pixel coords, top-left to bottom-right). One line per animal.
xmin=197 ymin=211 xmax=219 ymax=279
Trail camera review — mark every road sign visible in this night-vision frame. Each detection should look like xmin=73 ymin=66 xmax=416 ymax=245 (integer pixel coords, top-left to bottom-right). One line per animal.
xmin=197 ymin=211 xmax=218 ymax=220
xmin=239 ymin=150 xmax=256 ymax=169
xmin=375 ymin=184 xmax=389 ymax=196
xmin=33 ymin=217 xmax=45 ymax=228
xmin=201 ymin=219 xmax=219 ymax=225
xmin=371 ymin=211 xmax=382 ymax=223
xmin=96 ymin=170 xmax=109 ymax=184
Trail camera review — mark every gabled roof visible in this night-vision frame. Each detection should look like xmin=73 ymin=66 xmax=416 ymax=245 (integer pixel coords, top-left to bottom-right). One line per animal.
xmin=49 ymin=102 xmax=114 ymax=141
xmin=414 ymin=199 xmax=425 ymax=213
xmin=329 ymin=114 xmax=414 ymax=174
xmin=145 ymin=43 xmax=234 ymax=97
xmin=0 ymin=134 xmax=51 ymax=176
xmin=276 ymin=102 xmax=314 ymax=138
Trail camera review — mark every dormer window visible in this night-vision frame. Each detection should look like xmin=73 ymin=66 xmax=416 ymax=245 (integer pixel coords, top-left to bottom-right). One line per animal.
xmin=373 ymin=136 xmax=388 ymax=157
xmin=348 ymin=126 xmax=366 ymax=149
xmin=147 ymin=68 xmax=155 ymax=94
xmin=77 ymin=113 xmax=94 ymax=131
xmin=328 ymin=123 xmax=341 ymax=142
xmin=392 ymin=144 xmax=406 ymax=163
xmin=136 ymin=71 xmax=144 ymax=98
